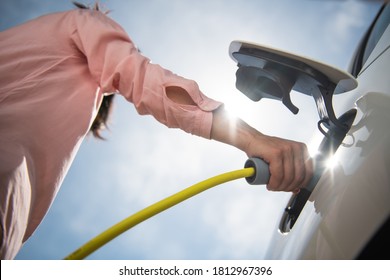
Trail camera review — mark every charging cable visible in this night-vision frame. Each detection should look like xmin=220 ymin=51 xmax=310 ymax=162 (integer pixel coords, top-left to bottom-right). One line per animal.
xmin=64 ymin=158 xmax=269 ymax=260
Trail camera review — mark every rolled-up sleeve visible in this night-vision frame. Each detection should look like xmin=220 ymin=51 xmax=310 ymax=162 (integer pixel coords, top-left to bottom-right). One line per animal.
xmin=70 ymin=9 xmax=222 ymax=139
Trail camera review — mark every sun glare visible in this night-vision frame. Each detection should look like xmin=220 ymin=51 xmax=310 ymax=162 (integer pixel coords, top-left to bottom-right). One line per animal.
xmin=222 ymin=93 xmax=255 ymax=121
xmin=326 ymin=153 xmax=341 ymax=170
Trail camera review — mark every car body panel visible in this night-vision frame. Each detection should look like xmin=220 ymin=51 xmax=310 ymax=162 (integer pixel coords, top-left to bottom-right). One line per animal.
xmin=265 ymin=16 xmax=390 ymax=260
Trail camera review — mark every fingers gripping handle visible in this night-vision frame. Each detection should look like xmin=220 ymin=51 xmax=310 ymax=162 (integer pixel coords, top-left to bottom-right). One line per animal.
xmin=244 ymin=158 xmax=270 ymax=185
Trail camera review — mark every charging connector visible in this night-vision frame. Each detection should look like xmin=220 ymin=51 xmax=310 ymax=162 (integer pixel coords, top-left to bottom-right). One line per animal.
xmin=244 ymin=157 xmax=270 ymax=185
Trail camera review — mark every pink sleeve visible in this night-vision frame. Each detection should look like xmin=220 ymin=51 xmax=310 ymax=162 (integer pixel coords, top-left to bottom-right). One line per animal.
xmin=70 ymin=9 xmax=222 ymax=138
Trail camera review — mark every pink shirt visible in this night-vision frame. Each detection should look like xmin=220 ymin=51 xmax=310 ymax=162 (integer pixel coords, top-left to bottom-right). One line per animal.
xmin=0 ymin=9 xmax=221 ymax=259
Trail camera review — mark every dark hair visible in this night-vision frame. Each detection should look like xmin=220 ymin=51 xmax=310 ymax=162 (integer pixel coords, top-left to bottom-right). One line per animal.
xmin=73 ymin=1 xmax=114 ymax=139
xmin=73 ymin=1 xmax=110 ymax=14
xmin=90 ymin=94 xmax=115 ymax=139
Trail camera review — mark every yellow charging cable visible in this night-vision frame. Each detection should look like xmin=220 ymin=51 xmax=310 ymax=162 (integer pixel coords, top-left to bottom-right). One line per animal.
xmin=64 ymin=167 xmax=255 ymax=260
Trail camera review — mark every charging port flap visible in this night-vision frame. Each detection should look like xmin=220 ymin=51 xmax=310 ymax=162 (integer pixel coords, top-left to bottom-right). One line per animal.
xmin=229 ymin=40 xmax=358 ymax=131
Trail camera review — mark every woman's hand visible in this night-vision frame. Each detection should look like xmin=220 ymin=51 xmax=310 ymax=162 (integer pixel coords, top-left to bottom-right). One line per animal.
xmin=210 ymin=108 xmax=313 ymax=192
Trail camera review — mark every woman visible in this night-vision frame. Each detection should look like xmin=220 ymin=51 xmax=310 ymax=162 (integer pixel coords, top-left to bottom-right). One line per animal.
xmin=0 ymin=3 xmax=312 ymax=259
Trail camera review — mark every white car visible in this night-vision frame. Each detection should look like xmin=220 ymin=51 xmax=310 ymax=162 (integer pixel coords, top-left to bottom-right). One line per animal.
xmin=229 ymin=2 xmax=390 ymax=259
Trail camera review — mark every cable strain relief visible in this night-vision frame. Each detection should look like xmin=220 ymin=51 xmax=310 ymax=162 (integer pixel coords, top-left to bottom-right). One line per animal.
xmin=244 ymin=157 xmax=270 ymax=185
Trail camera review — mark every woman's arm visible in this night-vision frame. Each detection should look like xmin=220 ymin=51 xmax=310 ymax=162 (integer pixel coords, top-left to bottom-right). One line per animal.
xmin=166 ymin=86 xmax=313 ymax=192
xmin=210 ymin=107 xmax=313 ymax=192
xmin=71 ymin=9 xmax=312 ymax=192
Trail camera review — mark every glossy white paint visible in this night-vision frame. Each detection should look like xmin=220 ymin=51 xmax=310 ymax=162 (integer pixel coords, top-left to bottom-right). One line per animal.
xmin=265 ymin=18 xmax=390 ymax=259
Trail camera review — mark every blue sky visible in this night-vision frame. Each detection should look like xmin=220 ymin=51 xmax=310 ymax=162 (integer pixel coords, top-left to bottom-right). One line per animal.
xmin=0 ymin=0 xmax=382 ymax=259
